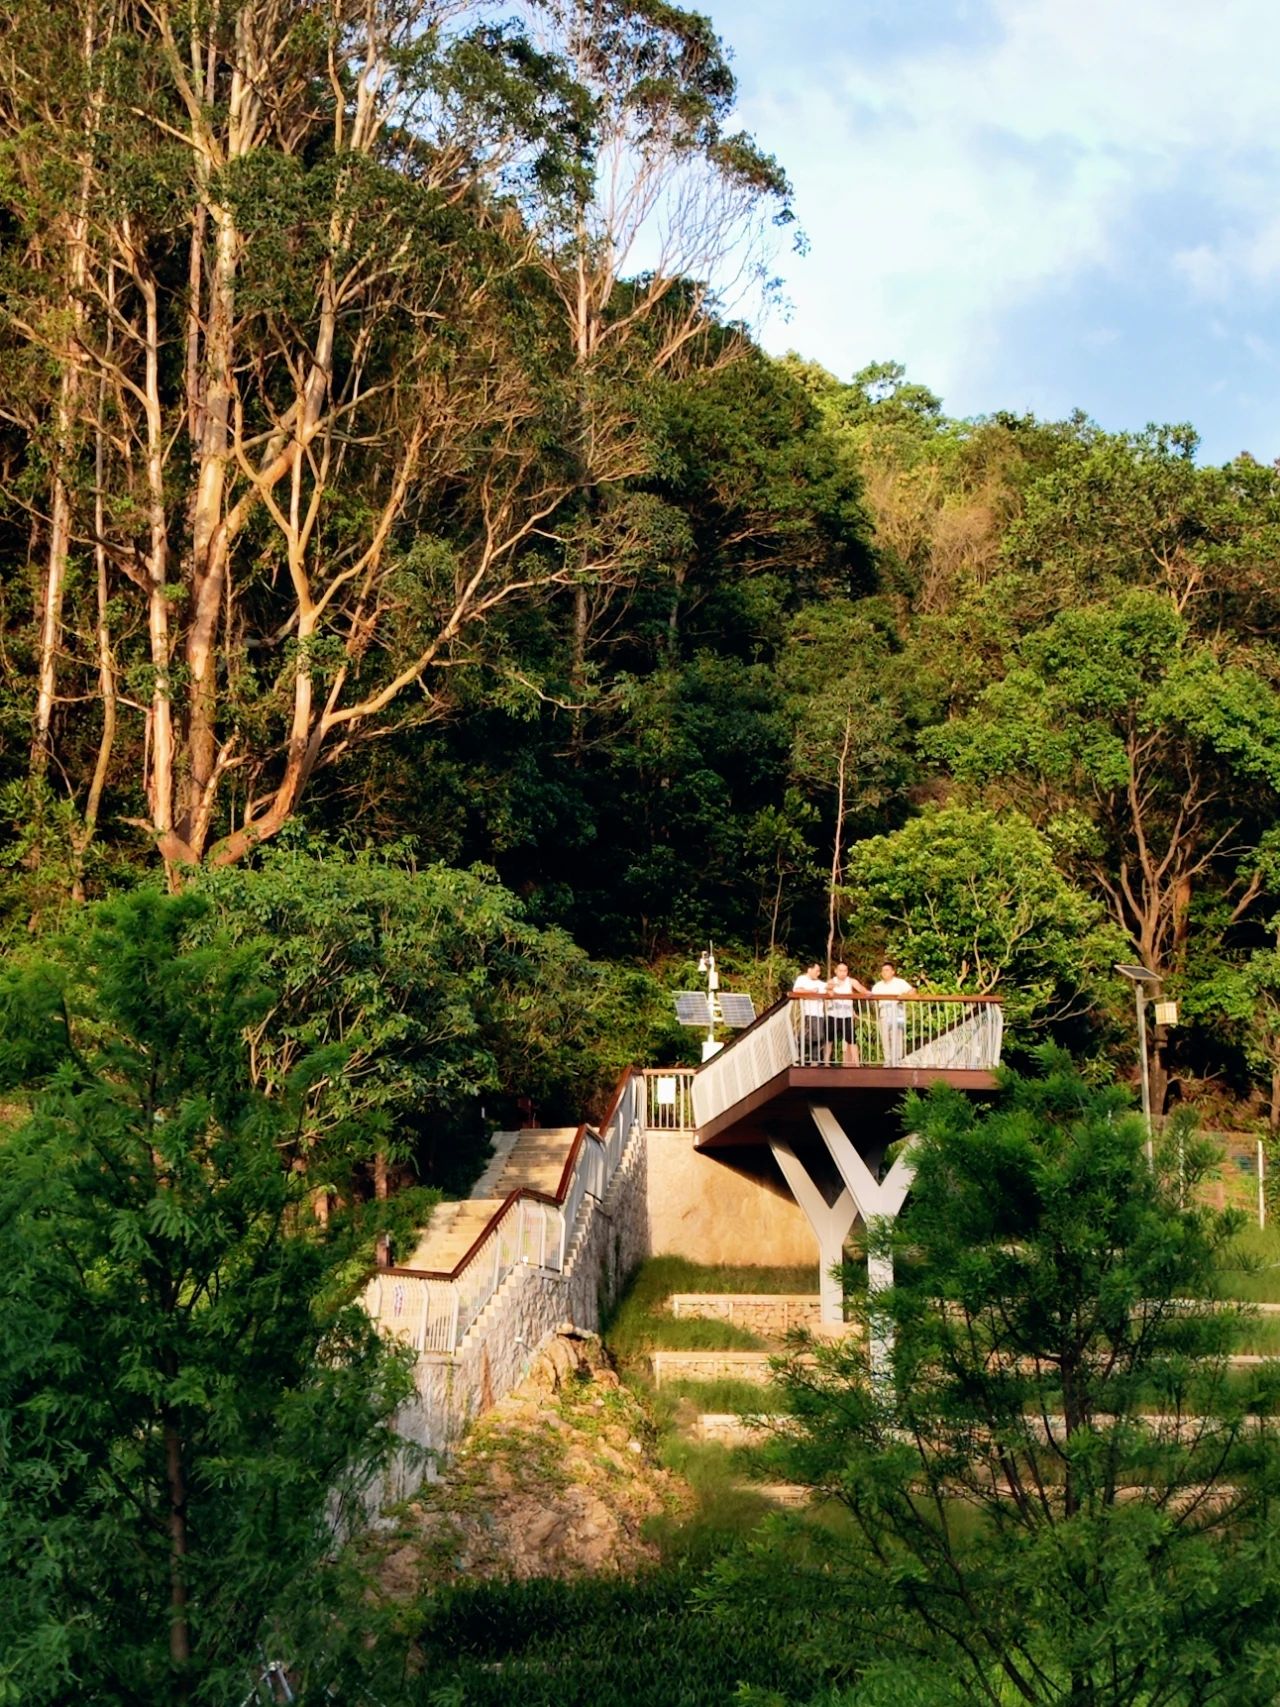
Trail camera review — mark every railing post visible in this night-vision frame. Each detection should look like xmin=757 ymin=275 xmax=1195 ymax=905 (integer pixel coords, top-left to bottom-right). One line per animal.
xmin=448 ymin=1284 xmax=460 ymax=1353
xmin=539 ymin=1202 xmax=547 ymax=1268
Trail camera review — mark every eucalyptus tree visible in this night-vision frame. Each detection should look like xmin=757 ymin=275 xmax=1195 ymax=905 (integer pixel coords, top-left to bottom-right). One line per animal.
xmin=515 ymin=0 xmax=794 ymax=684
xmin=0 ymin=0 xmax=794 ymax=890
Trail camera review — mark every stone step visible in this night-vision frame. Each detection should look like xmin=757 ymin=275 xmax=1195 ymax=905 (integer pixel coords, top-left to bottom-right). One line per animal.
xmin=755 ymin=1482 xmax=812 ymax=1508
xmin=651 ymin=1350 xmax=779 ymax=1386
xmin=471 ymin=1129 xmax=523 ymax=1197
xmin=490 ymin=1127 xmax=579 ymax=1197
xmin=695 ymin=1412 xmax=770 ymax=1445
xmin=402 ymin=1199 xmax=508 ymax=1273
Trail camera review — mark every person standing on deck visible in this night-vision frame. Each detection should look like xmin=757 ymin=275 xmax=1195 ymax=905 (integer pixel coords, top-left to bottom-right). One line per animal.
xmin=828 ymin=962 xmax=868 ymax=1064
xmin=871 ymin=960 xmax=914 ymax=1066
xmin=792 ymin=962 xmax=828 ymax=1064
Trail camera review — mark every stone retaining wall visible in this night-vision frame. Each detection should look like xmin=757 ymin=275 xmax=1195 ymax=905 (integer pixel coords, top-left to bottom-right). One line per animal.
xmin=668 ymin=1293 xmax=822 ymax=1336
xmin=650 ymin=1350 xmax=777 ymax=1385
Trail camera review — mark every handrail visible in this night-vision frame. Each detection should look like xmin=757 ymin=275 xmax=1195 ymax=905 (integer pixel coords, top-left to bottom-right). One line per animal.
xmin=368 ymin=1069 xmax=645 ymax=1354
xmin=692 ymin=991 xmax=1004 ymax=1131
xmin=380 ymin=1184 xmax=562 ymax=1282
xmin=784 ymin=990 xmax=1003 ymax=1003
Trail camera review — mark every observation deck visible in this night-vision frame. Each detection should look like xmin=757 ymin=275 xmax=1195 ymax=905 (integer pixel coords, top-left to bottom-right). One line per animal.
xmin=692 ymin=992 xmax=1003 ymax=1149
xmin=683 ymin=991 xmax=1003 ymax=1323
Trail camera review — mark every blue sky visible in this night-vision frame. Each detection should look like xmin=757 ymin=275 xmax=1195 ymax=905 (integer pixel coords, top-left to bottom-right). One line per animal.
xmin=720 ymin=0 xmax=1280 ymax=464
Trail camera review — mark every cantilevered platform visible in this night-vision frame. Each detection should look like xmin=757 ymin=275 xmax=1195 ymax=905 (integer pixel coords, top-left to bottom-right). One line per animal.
xmin=685 ymin=992 xmax=1004 ymax=1324
xmin=691 ymin=992 xmax=1002 ymax=1148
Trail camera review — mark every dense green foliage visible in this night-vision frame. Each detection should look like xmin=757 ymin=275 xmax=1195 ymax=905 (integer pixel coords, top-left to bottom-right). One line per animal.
xmin=738 ymin=1060 xmax=1280 ymax=1705
xmin=413 ymin=1566 xmax=836 ymax=1707
xmin=3 ymin=0 xmax=1280 ymax=1116
xmin=0 ymin=891 xmax=416 ymax=1704
xmin=4 ymin=0 xmax=1280 ymax=1695
xmin=190 ymin=841 xmax=673 ymax=1162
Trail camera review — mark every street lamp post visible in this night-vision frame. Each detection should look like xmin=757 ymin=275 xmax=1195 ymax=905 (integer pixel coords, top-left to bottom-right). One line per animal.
xmin=1115 ymin=963 xmax=1162 ymax=1165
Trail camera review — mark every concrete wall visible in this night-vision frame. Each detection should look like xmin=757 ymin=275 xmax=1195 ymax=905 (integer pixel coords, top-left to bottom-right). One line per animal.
xmin=389 ymin=1123 xmax=650 ymax=1483
xmin=645 ymin=1131 xmax=818 ymax=1268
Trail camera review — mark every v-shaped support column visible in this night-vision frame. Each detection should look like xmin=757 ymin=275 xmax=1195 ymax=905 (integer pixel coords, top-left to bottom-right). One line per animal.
xmin=809 ymin=1103 xmax=916 ymax=1383
xmin=767 ymin=1136 xmax=857 ymax=1324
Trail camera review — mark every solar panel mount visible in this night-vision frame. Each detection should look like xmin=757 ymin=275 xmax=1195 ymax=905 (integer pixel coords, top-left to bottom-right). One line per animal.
xmin=716 ymin=992 xmax=756 ymax=1029
xmin=674 ymin=992 xmax=713 ymax=1027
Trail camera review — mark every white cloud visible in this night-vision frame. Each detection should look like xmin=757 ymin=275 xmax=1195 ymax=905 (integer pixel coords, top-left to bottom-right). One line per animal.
xmin=735 ymin=0 xmax=1280 ymax=402
xmin=1177 ymin=214 xmax=1280 ymax=305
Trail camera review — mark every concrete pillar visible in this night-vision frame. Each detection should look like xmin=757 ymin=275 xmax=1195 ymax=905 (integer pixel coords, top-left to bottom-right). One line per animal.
xmin=767 ymin=1136 xmax=857 ymax=1324
xmin=808 ymin=1103 xmax=916 ymax=1387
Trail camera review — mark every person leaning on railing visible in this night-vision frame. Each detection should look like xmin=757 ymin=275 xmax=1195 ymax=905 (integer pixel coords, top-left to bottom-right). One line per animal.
xmin=828 ymin=962 xmax=869 ymax=1064
xmin=791 ymin=961 xmax=829 ymax=1063
xmin=871 ymin=960 xmax=915 ymax=1066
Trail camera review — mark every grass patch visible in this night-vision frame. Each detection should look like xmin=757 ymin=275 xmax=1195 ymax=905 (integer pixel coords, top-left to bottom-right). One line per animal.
xmin=646 ymin=1433 xmax=777 ymax=1565
xmin=1218 ymin=1223 xmax=1280 ymax=1304
xmin=1233 ymin=1313 xmax=1280 ymax=1355
xmin=657 ymin=1375 xmax=788 ymax=1414
xmin=411 ymin=1564 xmax=830 ymax=1706
xmin=604 ymin=1256 xmax=817 ymax=1369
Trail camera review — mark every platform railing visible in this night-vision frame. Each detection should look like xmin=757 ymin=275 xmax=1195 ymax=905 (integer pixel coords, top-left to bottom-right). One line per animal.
xmin=787 ymin=992 xmax=1003 ymax=1069
xmin=644 ymin=1067 xmax=698 ymax=1131
xmin=691 ymin=993 xmax=1003 ymax=1132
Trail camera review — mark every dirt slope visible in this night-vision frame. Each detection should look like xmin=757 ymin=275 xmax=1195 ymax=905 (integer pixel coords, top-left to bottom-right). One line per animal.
xmin=378 ymin=1329 xmax=689 ymax=1592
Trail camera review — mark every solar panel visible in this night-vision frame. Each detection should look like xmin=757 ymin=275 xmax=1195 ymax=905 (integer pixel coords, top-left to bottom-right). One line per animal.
xmin=716 ymin=992 xmax=756 ymax=1029
xmin=674 ymin=992 xmax=713 ymax=1027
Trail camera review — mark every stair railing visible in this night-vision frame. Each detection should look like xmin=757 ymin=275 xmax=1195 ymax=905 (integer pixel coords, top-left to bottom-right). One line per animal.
xmin=367 ymin=1066 xmax=643 ymax=1355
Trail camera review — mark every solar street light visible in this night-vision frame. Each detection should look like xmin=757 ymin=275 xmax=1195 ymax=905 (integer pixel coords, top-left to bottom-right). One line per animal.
xmin=1115 ymin=962 xmax=1161 ymax=1163
xmin=675 ymin=943 xmax=756 ymax=1061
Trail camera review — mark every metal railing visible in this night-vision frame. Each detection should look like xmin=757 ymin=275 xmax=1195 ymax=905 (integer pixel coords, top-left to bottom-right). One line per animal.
xmin=367 ymin=1069 xmax=644 ymax=1356
xmin=644 ymin=1067 xmax=697 ymax=1130
xmin=692 ymin=993 xmax=1003 ymax=1132
xmin=787 ymin=992 xmax=1003 ymax=1069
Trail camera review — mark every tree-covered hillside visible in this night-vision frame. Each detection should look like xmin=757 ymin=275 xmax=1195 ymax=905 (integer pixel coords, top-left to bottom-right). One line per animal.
xmin=3 ymin=0 xmax=1280 ymax=1130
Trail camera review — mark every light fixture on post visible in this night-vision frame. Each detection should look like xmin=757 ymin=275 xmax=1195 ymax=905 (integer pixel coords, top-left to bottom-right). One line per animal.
xmin=1114 ymin=963 xmax=1162 ymax=1165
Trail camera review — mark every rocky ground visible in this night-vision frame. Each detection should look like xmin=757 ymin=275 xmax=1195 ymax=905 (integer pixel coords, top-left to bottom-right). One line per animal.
xmin=376 ymin=1327 xmax=692 ymax=1594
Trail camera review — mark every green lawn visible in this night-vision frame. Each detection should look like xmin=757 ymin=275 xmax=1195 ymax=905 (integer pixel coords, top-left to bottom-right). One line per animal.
xmin=603 ymin=1256 xmax=816 ymax=1368
xmin=1218 ymin=1223 xmax=1280 ymax=1303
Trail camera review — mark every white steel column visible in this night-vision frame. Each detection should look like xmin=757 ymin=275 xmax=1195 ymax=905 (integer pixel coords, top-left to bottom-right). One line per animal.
xmin=808 ymin=1103 xmax=916 ymax=1385
xmin=768 ymin=1135 xmax=857 ymax=1324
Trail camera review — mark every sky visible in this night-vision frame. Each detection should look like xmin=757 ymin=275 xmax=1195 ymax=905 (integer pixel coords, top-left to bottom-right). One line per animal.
xmin=719 ymin=0 xmax=1280 ymax=464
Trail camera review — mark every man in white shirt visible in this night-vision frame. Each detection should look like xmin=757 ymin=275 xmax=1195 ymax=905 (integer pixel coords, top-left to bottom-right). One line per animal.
xmin=827 ymin=961 xmax=868 ymax=1064
xmin=792 ymin=961 xmax=828 ymax=1063
xmin=871 ymin=960 xmax=914 ymax=1066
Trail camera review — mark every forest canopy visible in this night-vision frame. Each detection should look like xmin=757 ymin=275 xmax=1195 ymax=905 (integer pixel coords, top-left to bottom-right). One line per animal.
xmin=1 ymin=0 xmax=1279 ymax=1130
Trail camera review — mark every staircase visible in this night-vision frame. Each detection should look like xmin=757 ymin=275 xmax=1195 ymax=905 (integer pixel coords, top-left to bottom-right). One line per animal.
xmin=487 ymin=1127 xmax=578 ymax=1196
xmin=401 ymin=1128 xmax=579 ymax=1272
xmin=645 ymin=1282 xmax=846 ymax=1510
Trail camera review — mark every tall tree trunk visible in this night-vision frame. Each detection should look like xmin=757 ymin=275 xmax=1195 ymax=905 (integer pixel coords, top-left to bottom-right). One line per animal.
xmin=180 ymin=202 xmax=237 ymax=851
xmin=30 ymin=3 xmax=99 ymax=774
xmin=133 ymin=243 xmax=177 ymax=861
xmin=827 ymin=714 xmax=853 ymax=971
xmin=164 ymin=1416 xmax=191 ymax=1696
xmin=30 ymin=420 xmax=75 ymax=776
xmin=72 ymin=367 xmax=118 ymax=901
